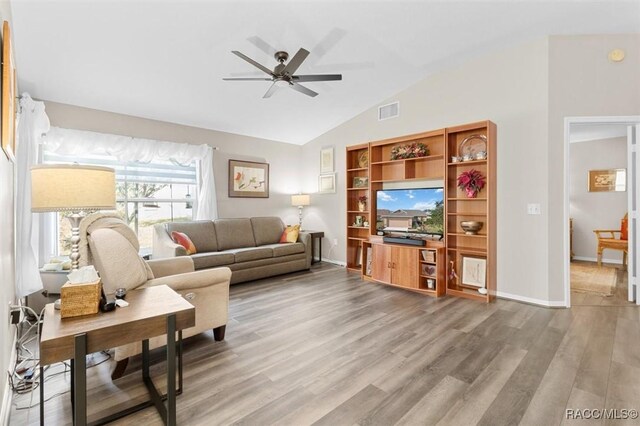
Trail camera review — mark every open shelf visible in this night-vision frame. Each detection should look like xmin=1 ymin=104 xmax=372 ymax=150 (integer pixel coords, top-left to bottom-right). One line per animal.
xmin=347 ymin=187 xmax=369 ymax=191
xmin=347 ymin=210 xmax=370 ymax=214
xmin=446 ymin=286 xmax=488 ymax=301
xmin=447 ymin=159 xmax=487 ymax=166
xmin=347 ymin=167 xmax=368 ymax=172
xmin=447 ymin=198 xmax=487 ymax=201
xmin=447 ymin=233 xmax=487 ymax=238
xmin=447 ymin=246 xmax=488 ymax=255
xmin=447 ymin=212 xmax=486 ymax=216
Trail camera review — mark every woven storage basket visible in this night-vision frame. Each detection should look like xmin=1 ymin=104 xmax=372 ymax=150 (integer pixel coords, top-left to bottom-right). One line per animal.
xmin=61 ymin=279 xmax=102 ymax=318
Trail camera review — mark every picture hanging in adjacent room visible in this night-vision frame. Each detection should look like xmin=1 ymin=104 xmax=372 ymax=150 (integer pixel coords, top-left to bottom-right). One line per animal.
xmin=2 ymin=21 xmax=17 ymax=163
xmin=461 ymin=256 xmax=487 ymax=288
xmin=318 ymin=173 xmax=336 ymax=193
xmin=320 ymin=146 xmax=334 ymax=174
xmin=228 ymin=159 xmax=269 ymax=198
xmin=588 ymin=168 xmax=626 ymax=192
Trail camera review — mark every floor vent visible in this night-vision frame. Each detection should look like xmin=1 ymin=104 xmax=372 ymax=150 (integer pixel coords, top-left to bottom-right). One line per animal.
xmin=378 ymin=101 xmax=399 ymax=121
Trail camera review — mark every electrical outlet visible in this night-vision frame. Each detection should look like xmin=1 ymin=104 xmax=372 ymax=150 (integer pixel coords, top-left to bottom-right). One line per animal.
xmin=527 ymin=203 xmax=541 ymax=215
xmin=333 ymin=238 xmax=338 ymax=246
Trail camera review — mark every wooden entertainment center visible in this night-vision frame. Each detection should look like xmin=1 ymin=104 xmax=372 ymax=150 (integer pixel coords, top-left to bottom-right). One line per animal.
xmin=345 ymin=120 xmax=496 ymax=302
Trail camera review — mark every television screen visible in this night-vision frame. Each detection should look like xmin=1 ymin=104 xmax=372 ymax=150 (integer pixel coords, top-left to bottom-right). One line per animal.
xmin=376 ymin=188 xmax=444 ymax=234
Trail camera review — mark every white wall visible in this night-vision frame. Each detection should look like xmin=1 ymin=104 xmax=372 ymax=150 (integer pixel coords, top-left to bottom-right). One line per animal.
xmin=0 ymin=1 xmax=15 ymax=421
xmin=43 ymin=101 xmax=302 ymax=225
xmin=570 ymin=137 xmax=627 ymax=262
xmin=301 ymin=38 xmax=551 ymax=301
xmin=548 ymin=34 xmax=640 ymax=301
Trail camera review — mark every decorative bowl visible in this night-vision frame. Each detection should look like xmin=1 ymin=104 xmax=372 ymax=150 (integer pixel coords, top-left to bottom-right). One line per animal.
xmin=460 ymin=221 xmax=483 ymax=235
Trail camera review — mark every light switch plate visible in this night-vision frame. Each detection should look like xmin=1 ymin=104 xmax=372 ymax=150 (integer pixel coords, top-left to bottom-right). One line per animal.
xmin=527 ymin=203 xmax=541 ymax=215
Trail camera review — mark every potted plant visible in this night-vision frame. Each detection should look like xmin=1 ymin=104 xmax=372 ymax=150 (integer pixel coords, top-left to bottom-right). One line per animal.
xmin=358 ymin=195 xmax=367 ymax=212
xmin=457 ymin=169 xmax=486 ymax=198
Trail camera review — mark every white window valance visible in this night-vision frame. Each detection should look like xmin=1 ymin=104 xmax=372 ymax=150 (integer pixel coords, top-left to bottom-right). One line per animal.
xmin=42 ymin=127 xmax=218 ymax=220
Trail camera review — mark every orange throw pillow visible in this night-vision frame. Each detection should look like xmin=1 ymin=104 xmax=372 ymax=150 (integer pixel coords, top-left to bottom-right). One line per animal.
xmin=279 ymin=225 xmax=300 ymax=243
xmin=621 ymin=217 xmax=628 ymax=241
xmin=171 ymin=231 xmax=197 ymax=254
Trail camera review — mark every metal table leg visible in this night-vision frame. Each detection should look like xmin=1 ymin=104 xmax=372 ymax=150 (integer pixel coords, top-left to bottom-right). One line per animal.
xmin=166 ymin=314 xmax=176 ymax=426
xmin=74 ymin=333 xmax=87 ymax=426
xmin=40 ymin=366 xmax=44 ymax=426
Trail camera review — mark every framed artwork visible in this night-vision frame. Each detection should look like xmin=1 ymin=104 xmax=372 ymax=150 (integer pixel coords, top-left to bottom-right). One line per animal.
xmin=357 ymin=150 xmax=368 ymax=168
xmin=2 ymin=21 xmax=16 ymax=162
xmin=588 ymin=169 xmax=626 ymax=192
xmin=228 ymin=160 xmax=269 ymax=198
xmin=320 ymin=146 xmax=334 ymax=174
xmin=318 ymin=173 xmax=336 ymax=193
xmin=461 ymin=256 xmax=486 ymax=288
xmin=353 ymin=176 xmax=368 ymax=188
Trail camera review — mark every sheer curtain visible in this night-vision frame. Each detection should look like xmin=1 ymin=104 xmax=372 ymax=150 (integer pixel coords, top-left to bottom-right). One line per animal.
xmin=42 ymin=127 xmax=218 ymax=220
xmin=16 ymin=94 xmax=50 ymax=298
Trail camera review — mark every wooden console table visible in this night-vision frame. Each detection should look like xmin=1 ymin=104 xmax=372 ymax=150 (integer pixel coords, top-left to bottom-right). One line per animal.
xmin=39 ymin=285 xmax=195 ymax=425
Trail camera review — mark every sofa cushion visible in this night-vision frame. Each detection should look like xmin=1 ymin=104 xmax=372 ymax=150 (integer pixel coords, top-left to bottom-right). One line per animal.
xmin=190 ymin=252 xmax=235 ymax=270
xmin=214 ymin=218 xmax=256 ymax=250
xmin=228 ymin=253 xmax=306 ymax=271
xmin=251 ymin=217 xmax=286 ymax=246
xmin=166 ymin=220 xmax=218 ymax=253
xmin=171 ymin=231 xmax=197 ymax=255
xmin=261 ymin=243 xmax=305 ymax=257
xmin=227 ymin=247 xmax=273 ymax=263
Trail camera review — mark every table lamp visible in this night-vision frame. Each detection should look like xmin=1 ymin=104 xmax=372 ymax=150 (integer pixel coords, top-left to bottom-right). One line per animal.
xmin=31 ymin=164 xmax=116 ymax=270
xmin=291 ymin=194 xmax=310 ymax=229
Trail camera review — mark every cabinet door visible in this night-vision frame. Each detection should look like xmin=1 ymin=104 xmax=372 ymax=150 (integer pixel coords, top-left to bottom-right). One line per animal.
xmin=392 ymin=247 xmax=419 ymax=288
xmin=372 ymin=244 xmax=392 ymax=283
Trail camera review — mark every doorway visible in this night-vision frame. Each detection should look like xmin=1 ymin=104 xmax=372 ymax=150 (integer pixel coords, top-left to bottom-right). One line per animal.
xmin=564 ymin=116 xmax=640 ymax=307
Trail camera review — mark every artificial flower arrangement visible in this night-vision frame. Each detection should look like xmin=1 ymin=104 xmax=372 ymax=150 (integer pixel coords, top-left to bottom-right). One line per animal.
xmin=358 ymin=195 xmax=367 ymax=211
xmin=390 ymin=142 xmax=429 ymax=160
xmin=457 ymin=169 xmax=486 ymax=198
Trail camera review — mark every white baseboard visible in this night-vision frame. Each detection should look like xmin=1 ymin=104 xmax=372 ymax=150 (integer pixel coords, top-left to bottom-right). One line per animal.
xmin=573 ymin=255 xmax=623 ymax=265
xmin=320 ymin=258 xmax=347 ymax=267
xmin=1 ymin=331 xmax=17 ymax=425
xmin=496 ymin=290 xmax=567 ymax=308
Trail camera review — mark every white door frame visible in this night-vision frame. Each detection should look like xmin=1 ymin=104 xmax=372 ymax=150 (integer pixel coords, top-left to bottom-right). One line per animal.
xmin=563 ymin=116 xmax=640 ymax=308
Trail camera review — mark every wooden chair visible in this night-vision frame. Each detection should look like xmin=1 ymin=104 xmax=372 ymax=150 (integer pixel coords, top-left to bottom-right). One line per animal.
xmin=593 ymin=213 xmax=628 ymax=269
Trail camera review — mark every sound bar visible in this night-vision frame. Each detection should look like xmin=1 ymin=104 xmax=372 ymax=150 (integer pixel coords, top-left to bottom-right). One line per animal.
xmin=383 ymin=236 xmax=426 ymax=247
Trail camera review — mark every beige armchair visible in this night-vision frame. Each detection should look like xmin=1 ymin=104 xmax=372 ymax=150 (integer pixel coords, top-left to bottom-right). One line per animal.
xmin=79 ymin=213 xmax=231 ymax=379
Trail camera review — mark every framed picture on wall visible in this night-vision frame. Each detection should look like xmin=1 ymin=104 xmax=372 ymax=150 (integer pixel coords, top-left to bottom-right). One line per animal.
xmin=2 ymin=21 xmax=17 ymax=163
xmin=320 ymin=146 xmax=334 ymax=174
xmin=228 ymin=160 xmax=269 ymax=198
xmin=588 ymin=169 xmax=626 ymax=192
xmin=318 ymin=173 xmax=336 ymax=193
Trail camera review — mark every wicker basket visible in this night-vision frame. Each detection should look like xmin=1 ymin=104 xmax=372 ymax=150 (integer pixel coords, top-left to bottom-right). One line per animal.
xmin=61 ymin=279 xmax=102 ymax=318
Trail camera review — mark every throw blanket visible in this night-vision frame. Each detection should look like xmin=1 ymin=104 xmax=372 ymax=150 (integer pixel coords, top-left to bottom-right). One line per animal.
xmin=79 ymin=212 xmax=136 ymax=267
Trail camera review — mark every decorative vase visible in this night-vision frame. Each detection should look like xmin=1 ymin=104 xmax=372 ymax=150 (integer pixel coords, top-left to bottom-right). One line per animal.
xmin=358 ymin=201 xmax=366 ymax=212
xmin=465 ymin=187 xmax=478 ymax=198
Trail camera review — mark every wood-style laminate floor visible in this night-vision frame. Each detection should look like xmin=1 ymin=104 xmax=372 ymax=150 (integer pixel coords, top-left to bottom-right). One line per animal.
xmin=11 ymin=263 xmax=640 ymax=425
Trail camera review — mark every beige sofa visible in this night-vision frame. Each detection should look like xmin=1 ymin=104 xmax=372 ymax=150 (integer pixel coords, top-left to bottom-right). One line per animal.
xmin=153 ymin=217 xmax=311 ymax=284
xmin=80 ymin=213 xmax=231 ymax=379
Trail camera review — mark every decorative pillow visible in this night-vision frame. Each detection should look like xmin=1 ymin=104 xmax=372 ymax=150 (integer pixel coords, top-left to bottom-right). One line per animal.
xmin=279 ymin=225 xmax=300 ymax=243
xmin=171 ymin=231 xmax=197 ymax=255
xmin=621 ymin=217 xmax=628 ymax=241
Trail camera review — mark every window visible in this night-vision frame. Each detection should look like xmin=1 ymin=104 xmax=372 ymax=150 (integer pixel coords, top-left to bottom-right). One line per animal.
xmin=43 ymin=151 xmax=197 ymax=255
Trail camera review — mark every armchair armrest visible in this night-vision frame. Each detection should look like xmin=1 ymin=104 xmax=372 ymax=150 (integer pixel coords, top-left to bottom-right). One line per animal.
xmin=146 ymin=257 xmax=195 ymax=278
xmin=594 ymin=230 xmax=621 ymax=239
xmin=143 ymin=267 xmax=232 ymax=292
xmin=152 ymin=223 xmax=187 ymax=258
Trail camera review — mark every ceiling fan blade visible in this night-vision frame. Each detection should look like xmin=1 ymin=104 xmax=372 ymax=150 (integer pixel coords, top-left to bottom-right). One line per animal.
xmin=283 ymin=48 xmax=310 ymax=75
xmin=223 ymin=77 xmax=273 ymax=81
xmin=292 ymin=74 xmax=342 ymax=82
xmin=290 ymin=82 xmax=318 ymax=97
xmin=263 ymin=82 xmax=279 ymax=99
xmin=231 ymin=51 xmax=274 ymax=76
xmin=247 ymin=36 xmax=278 ymax=57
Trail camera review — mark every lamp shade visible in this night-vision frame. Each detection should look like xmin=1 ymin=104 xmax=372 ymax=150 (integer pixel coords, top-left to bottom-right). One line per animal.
xmin=31 ymin=164 xmax=116 ymax=212
xmin=291 ymin=194 xmax=310 ymax=207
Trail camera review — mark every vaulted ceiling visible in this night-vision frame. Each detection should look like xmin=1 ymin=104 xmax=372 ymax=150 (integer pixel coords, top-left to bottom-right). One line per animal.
xmin=11 ymin=1 xmax=640 ymax=145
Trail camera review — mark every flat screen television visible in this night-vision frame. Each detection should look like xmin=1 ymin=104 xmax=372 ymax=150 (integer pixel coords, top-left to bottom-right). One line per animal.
xmin=376 ymin=188 xmax=444 ymax=235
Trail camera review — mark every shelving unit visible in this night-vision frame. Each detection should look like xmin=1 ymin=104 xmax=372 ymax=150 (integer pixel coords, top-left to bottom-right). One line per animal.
xmin=445 ymin=121 xmax=496 ymax=302
xmin=345 ymin=120 xmax=496 ymax=303
xmin=346 ymin=143 xmax=371 ymax=272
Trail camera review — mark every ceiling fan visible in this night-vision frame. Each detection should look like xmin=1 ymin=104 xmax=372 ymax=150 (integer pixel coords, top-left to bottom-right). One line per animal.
xmin=223 ymin=48 xmax=342 ymax=98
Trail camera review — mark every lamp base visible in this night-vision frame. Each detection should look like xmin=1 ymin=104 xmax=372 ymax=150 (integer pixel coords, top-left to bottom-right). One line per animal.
xmin=68 ymin=213 xmax=84 ymax=270
xmin=298 ymin=206 xmax=303 ymax=229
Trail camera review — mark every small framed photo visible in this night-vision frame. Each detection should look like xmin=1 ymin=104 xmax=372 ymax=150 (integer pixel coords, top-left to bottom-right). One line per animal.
xmin=588 ymin=169 xmax=626 ymax=192
xmin=318 ymin=173 xmax=336 ymax=193
xmin=320 ymin=146 xmax=334 ymax=174
xmin=353 ymin=176 xmax=368 ymax=188
xmin=461 ymin=256 xmax=486 ymax=288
